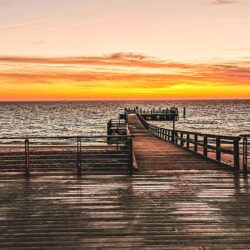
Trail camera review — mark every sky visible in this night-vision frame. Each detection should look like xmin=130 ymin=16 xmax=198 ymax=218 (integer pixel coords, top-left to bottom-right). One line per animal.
xmin=0 ymin=0 xmax=250 ymax=100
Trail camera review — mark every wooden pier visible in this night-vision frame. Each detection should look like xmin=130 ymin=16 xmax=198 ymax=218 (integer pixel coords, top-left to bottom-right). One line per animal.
xmin=128 ymin=114 xmax=235 ymax=172
xmin=0 ymin=111 xmax=250 ymax=249
xmin=125 ymin=107 xmax=179 ymax=121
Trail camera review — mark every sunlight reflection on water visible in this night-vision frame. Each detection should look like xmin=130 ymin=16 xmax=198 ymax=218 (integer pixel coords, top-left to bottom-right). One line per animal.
xmin=0 ymin=100 xmax=249 ymax=137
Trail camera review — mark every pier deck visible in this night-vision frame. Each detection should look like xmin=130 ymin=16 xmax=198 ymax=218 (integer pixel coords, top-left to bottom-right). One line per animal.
xmin=0 ymin=115 xmax=250 ymax=249
xmin=127 ymin=114 xmax=231 ymax=173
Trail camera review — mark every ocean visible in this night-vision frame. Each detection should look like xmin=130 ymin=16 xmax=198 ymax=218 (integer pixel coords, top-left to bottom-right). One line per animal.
xmin=0 ymin=100 xmax=249 ymax=138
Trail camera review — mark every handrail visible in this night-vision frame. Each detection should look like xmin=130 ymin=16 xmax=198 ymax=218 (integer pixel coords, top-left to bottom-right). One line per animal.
xmin=0 ymin=134 xmax=133 ymax=176
xmin=125 ymin=107 xmax=176 ymax=115
xmin=240 ymin=134 xmax=250 ymax=174
xmin=107 ymin=119 xmax=128 ymax=141
xmin=125 ymin=107 xmax=179 ymax=121
xmin=0 ymin=135 xmax=131 ymax=140
xmin=141 ymin=121 xmax=240 ymax=141
xmin=137 ymin=113 xmax=242 ymax=171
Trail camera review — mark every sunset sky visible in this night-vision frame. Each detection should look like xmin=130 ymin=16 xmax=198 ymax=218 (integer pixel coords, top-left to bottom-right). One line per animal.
xmin=0 ymin=0 xmax=250 ymax=100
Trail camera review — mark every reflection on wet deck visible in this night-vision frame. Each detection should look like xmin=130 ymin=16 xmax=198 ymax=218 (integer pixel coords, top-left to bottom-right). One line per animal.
xmin=0 ymin=172 xmax=249 ymax=249
xmin=1 ymin=114 xmax=250 ymax=249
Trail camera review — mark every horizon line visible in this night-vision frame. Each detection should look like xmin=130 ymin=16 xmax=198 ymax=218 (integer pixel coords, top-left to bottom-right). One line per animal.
xmin=0 ymin=98 xmax=249 ymax=102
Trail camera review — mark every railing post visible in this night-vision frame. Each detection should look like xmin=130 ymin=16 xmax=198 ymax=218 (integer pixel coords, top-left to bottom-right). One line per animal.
xmin=77 ymin=138 xmax=81 ymax=174
xmin=233 ymin=139 xmax=240 ymax=170
xmin=203 ymin=136 xmax=208 ymax=157
xmin=25 ymin=138 xmax=30 ymax=176
xmin=128 ymin=138 xmax=133 ymax=175
xmin=194 ymin=135 xmax=198 ymax=152
xmin=180 ymin=132 xmax=184 ymax=146
xmin=107 ymin=120 xmax=112 ymax=135
xmin=216 ymin=138 xmax=221 ymax=162
xmin=243 ymin=136 xmax=248 ymax=174
xmin=107 ymin=120 xmax=112 ymax=144
xmin=187 ymin=134 xmax=190 ymax=149
xmin=172 ymin=130 xmax=175 ymax=142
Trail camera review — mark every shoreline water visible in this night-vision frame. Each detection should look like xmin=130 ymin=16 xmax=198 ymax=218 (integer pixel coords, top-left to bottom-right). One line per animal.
xmin=0 ymin=100 xmax=249 ymax=138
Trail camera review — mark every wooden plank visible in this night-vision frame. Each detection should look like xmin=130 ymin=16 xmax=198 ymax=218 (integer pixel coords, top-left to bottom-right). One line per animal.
xmin=0 ymin=114 xmax=249 ymax=249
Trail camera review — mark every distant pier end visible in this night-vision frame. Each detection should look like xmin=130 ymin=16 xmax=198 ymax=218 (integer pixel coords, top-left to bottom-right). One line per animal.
xmin=124 ymin=107 xmax=179 ymax=121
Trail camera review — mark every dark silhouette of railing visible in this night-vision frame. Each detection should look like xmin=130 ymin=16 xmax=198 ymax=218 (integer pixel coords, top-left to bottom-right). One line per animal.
xmin=0 ymin=135 xmax=133 ymax=176
xmin=107 ymin=119 xmax=128 ymax=136
xmin=137 ymin=114 xmax=245 ymax=172
xmin=125 ymin=107 xmax=178 ymax=121
xmin=241 ymin=134 xmax=250 ymax=174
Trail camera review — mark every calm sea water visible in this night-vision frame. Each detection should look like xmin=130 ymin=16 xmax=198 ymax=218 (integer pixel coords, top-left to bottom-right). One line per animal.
xmin=0 ymin=100 xmax=249 ymax=138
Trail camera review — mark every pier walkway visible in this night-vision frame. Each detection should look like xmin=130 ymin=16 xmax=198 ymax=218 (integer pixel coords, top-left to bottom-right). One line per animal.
xmin=127 ymin=114 xmax=229 ymax=173
xmin=0 ymin=115 xmax=250 ymax=249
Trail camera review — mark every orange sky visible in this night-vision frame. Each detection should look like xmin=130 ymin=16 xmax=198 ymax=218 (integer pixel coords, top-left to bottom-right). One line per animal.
xmin=0 ymin=53 xmax=249 ymax=100
xmin=0 ymin=0 xmax=250 ymax=100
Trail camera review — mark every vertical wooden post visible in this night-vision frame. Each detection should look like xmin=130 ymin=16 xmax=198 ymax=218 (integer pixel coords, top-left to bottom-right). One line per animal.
xmin=203 ymin=136 xmax=208 ymax=156
xmin=194 ymin=135 xmax=198 ymax=152
xmin=243 ymin=137 xmax=248 ymax=174
xmin=216 ymin=138 xmax=221 ymax=162
xmin=107 ymin=120 xmax=112 ymax=144
xmin=172 ymin=117 xmax=175 ymax=131
xmin=180 ymin=132 xmax=184 ymax=146
xmin=233 ymin=139 xmax=240 ymax=169
xmin=128 ymin=138 xmax=133 ymax=175
xmin=77 ymin=138 xmax=81 ymax=174
xmin=172 ymin=130 xmax=175 ymax=143
xmin=187 ymin=134 xmax=190 ymax=149
xmin=25 ymin=139 xmax=30 ymax=176
xmin=167 ymin=130 xmax=170 ymax=141
xmin=107 ymin=120 xmax=111 ymax=134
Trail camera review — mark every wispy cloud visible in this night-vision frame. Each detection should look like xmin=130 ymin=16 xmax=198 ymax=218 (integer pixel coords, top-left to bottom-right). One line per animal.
xmin=0 ymin=53 xmax=249 ymax=89
xmin=29 ymin=23 xmax=83 ymax=34
xmin=0 ymin=53 xmax=191 ymax=70
xmin=228 ymin=47 xmax=250 ymax=51
xmin=210 ymin=0 xmax=240 ymax=4
xmin=0 ymin=18 xmax=53 ymax=30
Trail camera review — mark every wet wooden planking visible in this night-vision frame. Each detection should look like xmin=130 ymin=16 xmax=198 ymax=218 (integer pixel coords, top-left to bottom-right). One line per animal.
xmin=0 ymin=172 xmax=250 ymax=249
xmin=0 ymin=114 xmax=249 ymax=249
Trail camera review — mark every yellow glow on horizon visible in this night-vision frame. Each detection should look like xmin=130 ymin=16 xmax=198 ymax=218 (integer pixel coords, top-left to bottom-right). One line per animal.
xmin=1 ymin=80 xmax=250 ymax=101
xmin=0 ymin=53 xmax=249 ymax=100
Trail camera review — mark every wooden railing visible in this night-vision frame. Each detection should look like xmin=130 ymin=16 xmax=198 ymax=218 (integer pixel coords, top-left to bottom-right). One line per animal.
xmin=107 ymin=119 xmax=129 ymax=143
xmin=241 ymin=134 xmax=250 ymax=174
xmin=107 ymin=119 xmax=127 ymax=134
xmin=0 ymin=135 xmax=133 ymax=176
xmin=125 ymin=107 xmax=177 ymax=115
xmin=137 ymin=114 xmax=243 ymax=171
